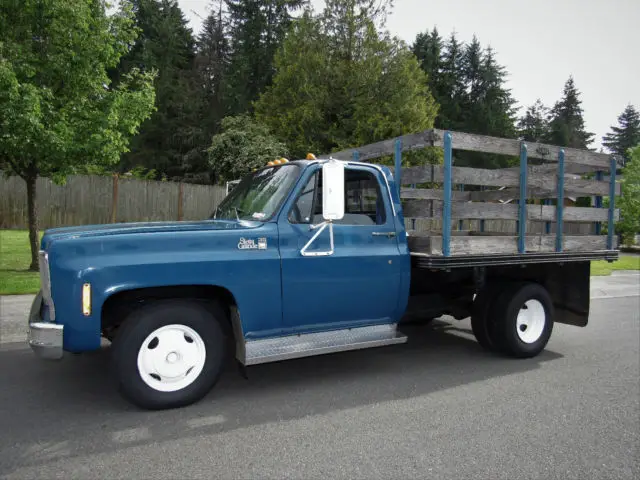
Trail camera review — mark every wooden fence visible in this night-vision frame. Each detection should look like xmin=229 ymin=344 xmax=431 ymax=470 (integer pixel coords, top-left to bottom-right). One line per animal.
xmin=0 ymin=172 xmax=228 ymax=230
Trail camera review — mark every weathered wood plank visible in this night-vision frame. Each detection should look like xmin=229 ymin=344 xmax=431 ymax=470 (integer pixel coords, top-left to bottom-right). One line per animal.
xmin=430 ymin=129 xmax=615 ymax=169
xmin=329 ymin=130 xmax=436 ymax=161
xmin=400 ymin=188 xmax=470 ymax=201
xmin=527 ymin=205 xmax=619 ymax=222
xmin=403 ymin=199 xmax=619 ymax=223
xmin=500 ymin=163 xmax=602 ymax=175
xmin=412 ymin=235 xmax=617 ymax=256
xmin=326 ymin=128 xmax=616 ymax=169
xmin=401 ymin=165 xmax=620 ymax=196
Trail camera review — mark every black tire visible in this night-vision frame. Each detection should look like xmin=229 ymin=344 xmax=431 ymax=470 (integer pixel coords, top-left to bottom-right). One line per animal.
xmin=490 ymin=282 xmax=554 ymax=359
xmin=111 ymin=299 xmax=227 ymax=410
xmin=470 ymin=283 xmax=504 ymax=352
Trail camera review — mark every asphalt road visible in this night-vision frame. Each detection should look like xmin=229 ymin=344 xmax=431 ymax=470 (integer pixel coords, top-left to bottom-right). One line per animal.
xmin=0 ymin=280 xmax=638 ymax=479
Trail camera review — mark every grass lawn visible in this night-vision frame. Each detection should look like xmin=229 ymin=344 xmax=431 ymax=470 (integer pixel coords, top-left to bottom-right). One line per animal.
xmin=1 ymin=229 xmax=639 ymax=295
xmin=590 ymin=254 xmax=640 ymax=276
xmin=0 ymin=230 xmax=43 ymax=295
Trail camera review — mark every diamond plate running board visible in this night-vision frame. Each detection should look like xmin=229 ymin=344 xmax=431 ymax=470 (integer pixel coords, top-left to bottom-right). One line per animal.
xmin=243 ymin=324 xmax=407 ymax=366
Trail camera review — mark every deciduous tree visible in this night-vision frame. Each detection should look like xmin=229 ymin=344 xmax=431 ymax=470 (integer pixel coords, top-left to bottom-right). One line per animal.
xmin=255 ymin=2 xmax=438 ymax=164
xmin=0 ymin=0 xmax=156 ymax=270
xmin=207 ymin=115 xmax=288 ymax=182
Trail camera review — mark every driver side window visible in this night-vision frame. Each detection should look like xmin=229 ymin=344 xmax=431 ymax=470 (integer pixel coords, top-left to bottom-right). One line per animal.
xmin=288 ymin=167 xmax=386 ymax=225
xmin=288 ymin=173 xmax=317 ymax=224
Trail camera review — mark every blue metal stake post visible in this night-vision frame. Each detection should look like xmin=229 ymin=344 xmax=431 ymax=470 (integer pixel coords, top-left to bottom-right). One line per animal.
xmin=556 ymin=149 xmax=565 ymax=252
xmin=353 ymin=150 xmax=360 ymax=162
xmin=595 ymin=170 xmax=603 ymax=234
xmin=394 ymin=139 xmax=402 ymax=199
xmin=442 ymin=132 xmax=453 ymax=257
xmin=518 ymin=143 xmax=528 ymax=254
xmin=607 ymin=157 xmax=617 ymax=250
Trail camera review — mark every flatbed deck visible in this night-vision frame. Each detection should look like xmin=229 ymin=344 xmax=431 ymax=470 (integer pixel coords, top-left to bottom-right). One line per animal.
xmin=410 ymin=250 xmax=618 ymax=269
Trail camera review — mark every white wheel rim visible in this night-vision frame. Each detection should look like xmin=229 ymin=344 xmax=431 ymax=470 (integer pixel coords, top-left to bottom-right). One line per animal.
xmin=516 ymin=299 xmax=546 ymax=344
xmin=136 ymin=324 xmax=206 ymax=392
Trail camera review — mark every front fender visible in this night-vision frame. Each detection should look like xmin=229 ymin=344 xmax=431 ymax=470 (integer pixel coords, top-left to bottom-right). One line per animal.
xmin=47 ymin=225 xmax=283 ymax=352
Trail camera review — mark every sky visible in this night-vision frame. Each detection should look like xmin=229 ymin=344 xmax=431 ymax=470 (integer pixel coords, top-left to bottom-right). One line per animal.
xmin=177 ymin=0 xmax=640 ymax=151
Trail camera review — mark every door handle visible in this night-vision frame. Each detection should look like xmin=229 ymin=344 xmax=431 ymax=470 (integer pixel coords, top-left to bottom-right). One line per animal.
xmin=372 ymin=231 xmax=396 ymax=238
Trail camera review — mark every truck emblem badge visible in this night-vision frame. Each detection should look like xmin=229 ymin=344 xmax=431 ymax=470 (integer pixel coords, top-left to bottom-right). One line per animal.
xmin=238 ymin=237 xmax=267 ymax=250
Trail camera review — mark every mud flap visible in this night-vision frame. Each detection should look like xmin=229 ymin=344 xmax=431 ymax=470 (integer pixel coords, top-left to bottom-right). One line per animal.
xmin=544 ymin=261 xmax=591 ymax=327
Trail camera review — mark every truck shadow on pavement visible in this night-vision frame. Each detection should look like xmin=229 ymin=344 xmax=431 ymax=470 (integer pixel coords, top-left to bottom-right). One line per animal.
xmin=0 ymin=319 xmax=563 ymax=473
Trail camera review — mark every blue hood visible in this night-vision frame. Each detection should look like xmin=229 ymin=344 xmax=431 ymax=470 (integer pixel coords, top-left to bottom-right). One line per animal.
xmin=41 ymin=219 xmax=262 ymax=250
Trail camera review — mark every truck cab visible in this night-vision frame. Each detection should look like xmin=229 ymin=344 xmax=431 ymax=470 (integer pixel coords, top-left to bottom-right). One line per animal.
xmin=28 ymin=158 xmax=414 ymax=409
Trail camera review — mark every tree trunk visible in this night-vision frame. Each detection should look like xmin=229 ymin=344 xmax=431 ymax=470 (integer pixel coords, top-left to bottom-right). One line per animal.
xmin=26 ymin=173 xmax=39 ymax=272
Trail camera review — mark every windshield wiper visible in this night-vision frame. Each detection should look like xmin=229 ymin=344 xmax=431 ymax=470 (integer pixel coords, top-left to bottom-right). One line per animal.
xmin=233 ymin=206 xmax=245 ymax=220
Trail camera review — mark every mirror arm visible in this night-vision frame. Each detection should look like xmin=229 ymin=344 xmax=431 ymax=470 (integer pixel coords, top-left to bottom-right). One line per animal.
xmin=300 ymin=220 xmax=334 ymax=257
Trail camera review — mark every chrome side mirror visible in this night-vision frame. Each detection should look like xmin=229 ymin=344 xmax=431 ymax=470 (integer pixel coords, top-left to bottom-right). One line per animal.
xmin=300 ymin=160 xmax=345 ymax=257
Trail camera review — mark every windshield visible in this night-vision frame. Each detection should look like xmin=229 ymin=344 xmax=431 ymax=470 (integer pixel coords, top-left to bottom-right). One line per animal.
xmin=212 ymin=164 xmax=301 ymax=221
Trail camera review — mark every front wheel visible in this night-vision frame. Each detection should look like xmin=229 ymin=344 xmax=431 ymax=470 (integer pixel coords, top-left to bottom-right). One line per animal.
xmin=111 ymin=299 xmax=227 ymax=410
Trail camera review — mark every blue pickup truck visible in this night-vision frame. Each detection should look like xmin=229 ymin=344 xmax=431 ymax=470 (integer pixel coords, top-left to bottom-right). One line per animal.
xmin=27 ymin=129 xmax=619 ymax=410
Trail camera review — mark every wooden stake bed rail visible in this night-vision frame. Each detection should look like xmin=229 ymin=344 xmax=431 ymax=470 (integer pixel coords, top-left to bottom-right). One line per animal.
xmin=329 ymin=128 xmax=622 ymax=261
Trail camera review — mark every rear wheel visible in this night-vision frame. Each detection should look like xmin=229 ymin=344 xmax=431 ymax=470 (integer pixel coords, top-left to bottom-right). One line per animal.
xmin=490 ymin=282 xmax=554 ymax=358
xmin=470 ymin=283 xmax=504 ymax=352
xmin=111 ymin=299 xmax=227 ymax=410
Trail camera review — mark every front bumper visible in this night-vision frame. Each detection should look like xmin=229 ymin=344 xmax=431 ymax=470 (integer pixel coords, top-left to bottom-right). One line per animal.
xmin=28 ymin=292 xmax=63 ymax=360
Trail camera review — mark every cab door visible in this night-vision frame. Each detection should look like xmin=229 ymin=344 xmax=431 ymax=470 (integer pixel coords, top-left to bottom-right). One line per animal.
xmin=277 ymin=163 xmax=403 ymax=335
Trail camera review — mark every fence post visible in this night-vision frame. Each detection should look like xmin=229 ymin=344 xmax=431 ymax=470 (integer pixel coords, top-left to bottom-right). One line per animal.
xmin=178 ymin=182 xmax=184 ymax=221
xmin=442 ymin=131 xmax=453 ymax=257
xmin=556 ymin=149 xmax=565 ymax=252
xmin=111 ymin=174 xmax=119 ymax=223
xmin=518 ymin=143 xmax=528 ymax=254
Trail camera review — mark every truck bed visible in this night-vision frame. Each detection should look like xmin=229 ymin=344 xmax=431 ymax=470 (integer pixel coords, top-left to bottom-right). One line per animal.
xmin=331 ymin=128 xmax=621 ymax=268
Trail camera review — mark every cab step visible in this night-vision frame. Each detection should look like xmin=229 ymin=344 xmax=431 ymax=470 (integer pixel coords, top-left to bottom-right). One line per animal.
xmin=243 ymin=324 xmax=407 ymax=366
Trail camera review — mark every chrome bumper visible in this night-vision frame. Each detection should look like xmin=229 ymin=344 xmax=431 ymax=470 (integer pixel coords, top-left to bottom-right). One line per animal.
xmin=28 ymin=292 xmax=64 ymax=360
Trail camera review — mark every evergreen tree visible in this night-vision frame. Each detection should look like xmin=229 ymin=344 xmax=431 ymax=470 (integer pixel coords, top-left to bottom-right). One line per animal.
xmin=461 ymin=35 xmax=483 ymax=105
xmin=224 ymin=0 xmax=306 ymax=115
xmin=112 ymin=0 xmax=204 ymax=179
xmin=413 ymin=31 xmax=517 ymax=134
xmin=517 ymin=99 xmax=550 ymax=143
xmin=412 ymin=27 xmax=446 ymax=122
xmin=254 ymin=3 xmax=438 ymax=162
xmin=436 ymin=32 xmax=466 ymax=130
xmin=545 ymin=76 xmax=594 ymax=149
xmin=602 ymin=104 xmax=640 ymax=167
xmin=413 ymin=29 xmax=517 ymax=168
xmin=190 ymin=1 xmax=232 ymax=182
